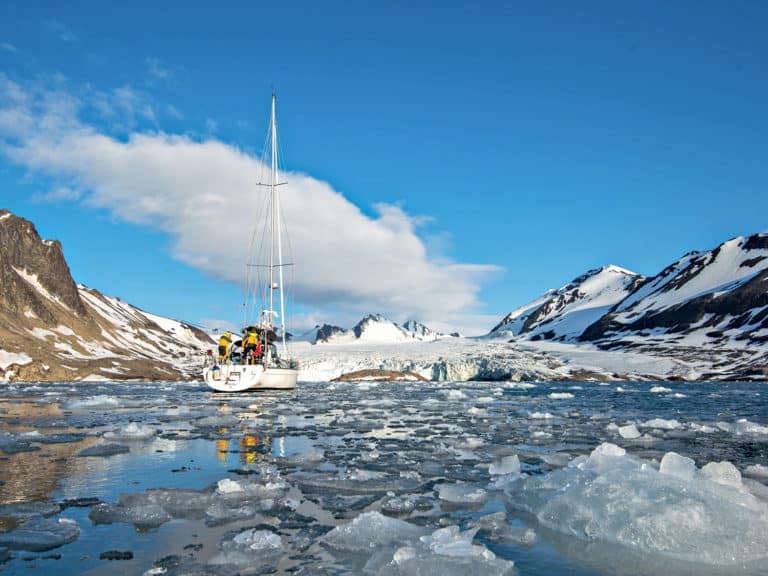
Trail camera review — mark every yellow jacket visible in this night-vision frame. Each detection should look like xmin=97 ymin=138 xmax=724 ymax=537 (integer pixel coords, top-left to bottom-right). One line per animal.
xmin=243 ymin=332 xmax=258 ymax=347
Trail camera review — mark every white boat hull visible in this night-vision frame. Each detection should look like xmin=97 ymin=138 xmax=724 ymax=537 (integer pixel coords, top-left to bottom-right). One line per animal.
xmin=203 ymin=363 xmax=297 ymax=392
xmin=258 ymin=367 xmax=299 ymax=389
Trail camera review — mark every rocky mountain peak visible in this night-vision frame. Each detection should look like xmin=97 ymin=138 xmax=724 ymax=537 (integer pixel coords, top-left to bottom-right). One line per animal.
xmin=489 ymin=264 xmax=643 ymax=341
xmin=353 ymin=313 xmax=391 ymax=337
xmin=0 ymin=209 xmax=88 ymax=323
xmin=1 ymin=210 xmax=213 ymax=382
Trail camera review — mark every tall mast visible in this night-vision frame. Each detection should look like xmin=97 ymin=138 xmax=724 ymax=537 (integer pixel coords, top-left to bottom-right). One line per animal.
xmin=271 ymin=94 xmax=288 ymax=352
xmin=269 ymin=94 xmax=276 ymax=328
xmin=275 ymin=102 xmax=287 ymax=350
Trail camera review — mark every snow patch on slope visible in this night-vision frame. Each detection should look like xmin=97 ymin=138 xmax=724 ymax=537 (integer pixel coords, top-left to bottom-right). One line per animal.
xmin=490 ymin=266 xmax=640 ymax=341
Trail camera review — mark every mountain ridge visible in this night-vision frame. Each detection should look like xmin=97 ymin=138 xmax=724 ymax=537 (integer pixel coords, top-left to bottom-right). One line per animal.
xmin=0 ymin=210 xmax=213 ymax=382
xmin=2 ymin=208 xmax=766 ymax=382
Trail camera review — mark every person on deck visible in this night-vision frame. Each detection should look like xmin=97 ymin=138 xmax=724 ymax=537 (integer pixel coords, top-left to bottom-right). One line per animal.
xmin=242 ymin=330 xmax=260 ymax=365
xmin=217 ymin=332 xmax=232 ymax=363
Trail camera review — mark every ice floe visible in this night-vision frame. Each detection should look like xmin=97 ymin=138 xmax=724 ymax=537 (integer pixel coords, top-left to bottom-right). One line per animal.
xmin=0 ymin=517 xmax=79 ymax=551
xmin=504 ymin=442 xmax=768 ymax=565
xmin=103 ymin=422 xmax=156 ymax=441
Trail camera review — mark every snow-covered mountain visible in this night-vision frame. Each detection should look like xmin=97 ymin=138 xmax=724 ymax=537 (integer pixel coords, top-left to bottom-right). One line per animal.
xmin=581 ymin=234 xmax=768 ymax=348
xmin=489 ymin=265 xmax=644 ymax=341
xmin=483 ymin=233 xmax=768 ymax=380
xmin=401 ymin=319 xmax=458 ymax=340
xmin=297 ymin=315 xmax=454 ymax=345
xmin=0 ymin=210 xmax=214 ymax=382
xmin=352 ymin=314 xmax=413 ymax=342
xmin=295 ymin=323 xmax=348 ymax=344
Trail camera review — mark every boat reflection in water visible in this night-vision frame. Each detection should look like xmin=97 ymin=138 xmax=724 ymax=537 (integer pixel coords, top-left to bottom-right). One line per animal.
xmin=211 ymin=399 xmax=275 ymax=467
xmin=215 ymin=428 xmax=272 ymax=466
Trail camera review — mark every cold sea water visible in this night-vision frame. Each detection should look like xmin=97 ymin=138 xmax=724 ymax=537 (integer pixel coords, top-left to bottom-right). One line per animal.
xmin=0 ymin=379 xmax=766 ymax=576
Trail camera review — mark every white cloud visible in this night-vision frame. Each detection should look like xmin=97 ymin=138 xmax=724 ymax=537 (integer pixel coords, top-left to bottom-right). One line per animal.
xmin=32 ymin=186 xmax=82 ymax=203
xmin=166 ymin=104 xmax=183 ymax=119
xmin=0 ymin=77 xmax=500 ymax=334
xmin=43 ymin=20 xmax=77 ymax=42
xmin=145 ymin=56 xmax=171 ymax=80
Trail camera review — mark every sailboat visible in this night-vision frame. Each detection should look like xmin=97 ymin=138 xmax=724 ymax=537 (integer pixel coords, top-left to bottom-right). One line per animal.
xmin=203 ymin=94 xmax=299 ymax=392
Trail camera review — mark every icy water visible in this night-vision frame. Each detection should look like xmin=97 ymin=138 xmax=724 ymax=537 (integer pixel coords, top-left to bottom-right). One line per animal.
xmin=0 ymin=380 xmax=766 ymax=576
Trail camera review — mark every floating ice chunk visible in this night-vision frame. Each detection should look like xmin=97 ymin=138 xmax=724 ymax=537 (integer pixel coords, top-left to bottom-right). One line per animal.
xmin=489 ymin=455 xmax=520 ymax=476
xmin=590 ymin=442 xmax=626 ymax=459
xmin=701 ymin=461 xmax=742 ymax=488
xmin=344 ymin=468 xmax=388 ymax=481
xmin=467 ymin=406 xmax=487 ymax=416
xmin=505 ymin=382 xmax=536 ymax=389
xmin=104 ymin=422 xmax=155 ymax=441
xmin=214 ymin=477 xmax=285 ymax=505
xmin=549 ymin=392 xmax=574 ymax=399
xmin=715 ymin=419 xmax=768 ymax=435
xmin=322 ymin=511 xmax=426 ymax=551
xmin=90 ymin=501 xmax=170 ymax=531
xmin=296 ymin=470 xmax=421 ymax=495
xmin=445 ymin=390 xmax=468 ymax=401
xmin=209 ymin=528 xmax=282 ymax=567
xmin=649 ymin=386 xmax=671 ymax=393
xmin=506 ymin=444 xmax=768 ymax=565
xmin=659 ymin=452 xmax=696 ymax=481
xmin=90 ymin=488 xmax=215 ymax=530
xmin=64 ymin=395 xmax=120 ymax=410
xmin=0 ymin=517 xmax=79 ymax=551
xmin=462 ymin=437 xmax=484 ymax=449
xmin=420 ymin=525 xmax=480 ymax=557
xmin=745 ymin=464 xmax=768 ymax=479
xmin=204 ymin=501 xmax=258 ymax=524
xmin=606 ymin=422 xmax=619 ymax=431
xmin=0 ymin=501 xmax=62 ymax=518
xmin=216 ymin=478 xmax=244 ymax=494
xmin=381 ymin=496 xmax=417 ymax=516
xmin=437 ymin=483 xmax=487 ymax=504
xmin=529 ymin=412 xmax=555 ymax=419
xmin=470 ymin=512 xmax=536 ymax=546
xmin=641 ymin=418 xmax=682 ymax=430
xmin=281 ymin=446 xmax=325 ymax=463
xmin=393 ymin=546 xmax=416 ymax=563
xmin=231 ymin=528 xmax=281 ymax=550
xmin=383 ymin=524 xmax=515 ymax=575
xmin=618 ymin=424 xmax=641 ymax=439
xmin=141 ymin=488 xmax=213 ymax=520
xmin=0 ymin=430 xmax=16 ymax=448
xmin=688 ymin=422 xmax=716 ymax=433
xmin=0 ymin=430 xmax=35 ymax=454
xmin=77 ymin=443 xmax=130 ymax=457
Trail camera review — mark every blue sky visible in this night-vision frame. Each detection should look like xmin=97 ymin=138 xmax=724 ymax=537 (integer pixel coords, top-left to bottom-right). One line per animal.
xmin=1 ymin=1 xmax=766 ymax=335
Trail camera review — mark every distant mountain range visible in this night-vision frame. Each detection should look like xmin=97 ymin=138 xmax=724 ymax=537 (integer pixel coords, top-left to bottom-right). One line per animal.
xmin=295 ymin=314 xmax=458 ymax=344
xmin=489 ymin=234 xmax=768 ymax=349
xmin=0 ymin=210 xmax=213 ymax=381
xmin=486 ymin=233 xmax=768 ymax=379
